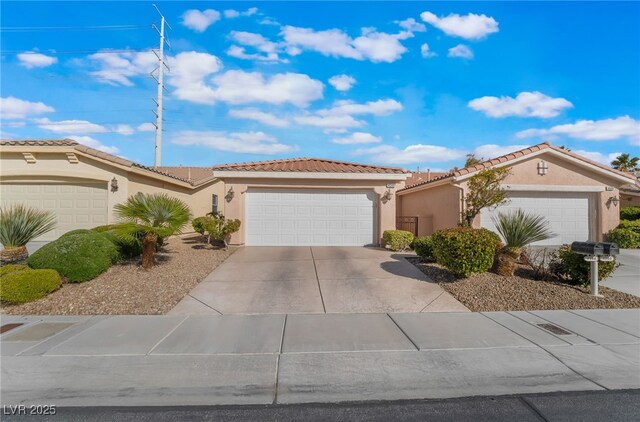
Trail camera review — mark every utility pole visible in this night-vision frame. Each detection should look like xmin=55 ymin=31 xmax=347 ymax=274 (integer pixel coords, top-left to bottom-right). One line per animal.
xmin=151 ymin=4 xmax=170 ymax=167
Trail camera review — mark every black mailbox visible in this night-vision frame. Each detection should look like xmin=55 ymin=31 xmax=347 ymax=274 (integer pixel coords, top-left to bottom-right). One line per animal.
xmin=571 ymin=241 xmax=604 ymax=255
xmin=602 ymin=242 xmax=620 ymax=256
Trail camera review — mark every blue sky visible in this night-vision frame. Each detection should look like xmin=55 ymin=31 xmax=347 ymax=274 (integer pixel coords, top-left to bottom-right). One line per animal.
xmin=1 ymin=1 xmax=639 ymax=170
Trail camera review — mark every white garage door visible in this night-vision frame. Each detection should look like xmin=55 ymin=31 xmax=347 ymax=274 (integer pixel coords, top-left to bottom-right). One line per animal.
xmin=0 ymin=182 xmax=109 ymax=241
xmin=246 ymin=189 xmax=376 ymax=246
xmin=480 ymin=192 xmax=590 ymax=246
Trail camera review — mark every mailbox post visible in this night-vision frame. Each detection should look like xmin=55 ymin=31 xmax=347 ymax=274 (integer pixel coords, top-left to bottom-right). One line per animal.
xmin=570 ymin=241 xmax=619 ymax=296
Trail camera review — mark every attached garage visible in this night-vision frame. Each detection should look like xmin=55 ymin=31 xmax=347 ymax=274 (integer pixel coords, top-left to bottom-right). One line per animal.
xmin=0 ymin=182 xmax=108 ymax=240
xmin=245 ymin=189 xmax=376 ymax=246
xmin=212 ymin=158 xmax=408 ymax=246
xmin=480 ymin=192 xmax=591 ymax=246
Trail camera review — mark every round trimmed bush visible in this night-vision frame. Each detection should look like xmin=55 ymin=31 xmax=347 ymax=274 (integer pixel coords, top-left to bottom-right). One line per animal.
xmin=620 ymin=207 xmax=640 ymax=221
xmin=432 ymin=227 xmax=501 ymax=277
xmin=413 ymin=236 xmax=435 ymax=261
xmin=0 ymin=264 xmax=28 ymax=277
xmin=607 ymin=228 xmax=640 ymax=249
xmin=551 ymin=245 xmax=618 ymax=285
xmin=27 ymin=230 xmax=119 ymax=282
xmin=0 ymin=268 xmax=61 ymax=303
xmin=382 ymin=230 xmax=415 ymax=251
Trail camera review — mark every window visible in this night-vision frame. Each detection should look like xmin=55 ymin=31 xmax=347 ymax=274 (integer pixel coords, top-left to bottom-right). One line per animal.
xmin=211 ymin=194 xmax=219 ymax=215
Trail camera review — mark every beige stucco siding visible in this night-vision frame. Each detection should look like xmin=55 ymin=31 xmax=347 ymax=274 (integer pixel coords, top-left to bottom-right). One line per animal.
xmin=220 ymin=177 xmax=401 ymax=246
xmin=621 ymin=193 xmax=640 ymax=207
xmin=396 ymin=182 xmax=461 ymax=236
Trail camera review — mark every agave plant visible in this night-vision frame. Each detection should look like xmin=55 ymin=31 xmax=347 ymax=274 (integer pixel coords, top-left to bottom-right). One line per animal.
xmin=491 ymin=209 xmax=554 ymax=276
xmin=0 ymin=204 xmax=56 ymax=263
xmin=114 ymin=193 xmax=191 ymax=269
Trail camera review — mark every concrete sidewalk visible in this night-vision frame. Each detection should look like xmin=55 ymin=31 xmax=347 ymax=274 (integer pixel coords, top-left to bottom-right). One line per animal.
xmin=602 ymin=249 xmax=640 ymax=297
xmin=1 ymin=309 xmax=639 ymax=406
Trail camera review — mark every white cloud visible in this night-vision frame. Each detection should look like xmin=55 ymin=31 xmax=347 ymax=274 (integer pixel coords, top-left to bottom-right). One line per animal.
xmin=227 ymin=31 xmax=285 ymax=62
xmin=166 ymin=52 xmax=323 ymax=107
xmin=172 ymin=130 xmax=294 ymax=155
xmin=281 ymin=25 xmax=410 ymax=63
xmin=468 ymin=92 xmax=574 ymax=118
xmin=137 ymin=122 xmax=156 ymax=132
xmin=0 ymin=96 xmax=55 ymax=119
xmin=354 ymin=144 xmax=466 ymax=165
xmin=229 ymin=108 xmax=289 ymax=127
xmin=332 ymin=132 xmax=382 ymax=145
xmin=224 ymin=7 xmax=258 ymax=18
xmin=420 ymin=11 xmax=499 ymax=40
xmin=17 ymin=52 xmax=57 ymax=69
xmin=516 ymin=116 xmax=640 ymax=143
xmin=295 ymin=99 xmax=403 ymax=131
xmin=421 ymin=43 xmax=436 ymax=58
xmin=114 ymin=124 xmax=134 ymax=136
xmin=35 ymin=118 xmax=108 ymax=134
xmin=328 ymin=74 xmax=356 ymax=91
xmin=395 ymin=18 xmax=426 ymax=33
xmin=448 ymin=44 xmax=474 ymax=59
xmin=473 ymin=144 xmax=530 ymax=159
xmin=68 ymin=136 xmax=119 ymax=154
xmin=572 ymin=150 xmax=622 ymax=165
xmin=259 ymin=17 xmax=280 ymax=26
xmin=88 ymin=50 xmax=156 ymax=86
xmin=181 ymin=9 xmax=221 ymax=32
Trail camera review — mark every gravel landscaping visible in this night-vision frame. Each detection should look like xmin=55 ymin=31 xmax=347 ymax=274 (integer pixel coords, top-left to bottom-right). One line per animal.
xmin=1 ymin=235 xmax=234 ymax=315
xmin=407 ymin=257 xmax=640 ymax=312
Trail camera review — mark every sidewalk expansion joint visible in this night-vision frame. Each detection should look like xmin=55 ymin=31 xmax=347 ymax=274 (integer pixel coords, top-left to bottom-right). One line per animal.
xmin=187 ymin=294 xmax=223 ymax=315
xmin=519 ymin=396 xmax=551 ymax=422
xmin=309 ymin=247 xmax=327 ymax=314
xmin=386 ymin=313 xmax=420 ymax=351
xmin=273 ymin=314 xmax=288 ymax=404
xmin=419 ymin=291 xmax=444 ymax=313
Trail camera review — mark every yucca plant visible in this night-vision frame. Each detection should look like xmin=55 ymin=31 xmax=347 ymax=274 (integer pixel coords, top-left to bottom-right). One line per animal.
xmin=113 ymin=193 xmax=191 ymax=269
xmin=0 ymin=204 xmax=56 ymax=263
xmin=491 ymin=209 xmax=554 ymax=276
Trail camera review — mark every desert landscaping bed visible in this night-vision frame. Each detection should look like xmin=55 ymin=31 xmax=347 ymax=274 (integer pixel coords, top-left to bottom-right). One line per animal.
xmin=1 ymin=235 xmax=233 ymax=315
xmin=408 ymin=258 xmax=640 ymax=312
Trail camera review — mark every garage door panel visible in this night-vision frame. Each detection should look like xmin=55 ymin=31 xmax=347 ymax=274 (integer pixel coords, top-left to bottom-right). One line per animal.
xmin=480 ymin=192 xmax=590 ymax=246
xmin=246 ymin=189 xmax=376 ymax=246
xmin=1 ymin=183 xmax=108 ymax=241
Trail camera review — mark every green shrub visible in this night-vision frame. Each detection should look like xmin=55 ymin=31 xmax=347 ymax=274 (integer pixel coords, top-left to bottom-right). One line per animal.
xmin=28 ymin=231 xmax=119 ymax=282
xmin=617 ymin=219 xmax=640 ymax=234
xmin=551 ymin=245 xmax=618 ymax=285
xmin=0 ymin=268 xmax=61 ymax=304
xmin=620 ymin=206 xmax=640 ymax=221
xmin=204 ymin=214 xmax=241 ymax=247
xmin=607 ymin=228 xmax=640 ymax=248
xmin=0 ymin=264 xmax=28 ymax=277
xmin=92 ymin=225 xmax=162 ymax=259
xmin=383 ymin=230 xmax=415 ymax=251
xmin=413 ymin=236 xmax=435 ymax=260
xmin=431 ymin=227 xmax=500 ymax=277
xmin=92 ymin=224 xmax=119 ymax=233
xmin=192 ymin=216 xmax=210 ymax=235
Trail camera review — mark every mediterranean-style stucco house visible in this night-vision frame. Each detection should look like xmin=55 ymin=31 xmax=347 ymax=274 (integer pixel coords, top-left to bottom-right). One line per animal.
xmin=0 ymin=139 xmax=636 ymax=247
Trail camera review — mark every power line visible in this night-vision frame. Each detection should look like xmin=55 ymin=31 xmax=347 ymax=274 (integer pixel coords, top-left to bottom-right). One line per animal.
xmin=0 ymin=25 xmax=148 ymax=32
xmin=150 ymin=4 xmax=171 ymax=167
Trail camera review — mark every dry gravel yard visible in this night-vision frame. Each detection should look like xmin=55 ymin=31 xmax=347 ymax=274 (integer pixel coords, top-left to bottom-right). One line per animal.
xmin=408 ymin=258 xmax=640 ymax=312
xmin=1 ymin=235 xmax=234 ymax=315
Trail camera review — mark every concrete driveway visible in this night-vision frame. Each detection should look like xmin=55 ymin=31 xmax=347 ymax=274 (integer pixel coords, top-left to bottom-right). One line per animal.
xmin=601 ymin=249 xmax=640 ymax=297
xmin=170 ymin=247 xmax=468 ymax=315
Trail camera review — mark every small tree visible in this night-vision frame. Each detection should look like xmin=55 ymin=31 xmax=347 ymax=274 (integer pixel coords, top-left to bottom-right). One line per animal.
xmin=204 ymin=213 xmax=241 ymax=248
xmin=461 ymin=167 xmax=511 ymax=227
xmin=114 ymin=193 xmax=191 ymax=269
xmin=611 ymin=153 xmax=640 ymax=173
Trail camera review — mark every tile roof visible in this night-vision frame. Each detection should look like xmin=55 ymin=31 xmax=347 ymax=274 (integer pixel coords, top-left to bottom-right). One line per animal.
xmin=405 ymin=171 xmax=449 ymax=186
xmin=212 ymin=157 xmax=407 ymax=174
xmin=0 ymin=139 xmax=209 ymax=186
xmin=399 ymin=142 xmax=636 ymax=192
xmin=156 ymin=166 xmax=214 ymax=183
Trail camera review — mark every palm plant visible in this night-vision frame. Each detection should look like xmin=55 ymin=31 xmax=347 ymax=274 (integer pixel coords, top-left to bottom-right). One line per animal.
xmin=114 ymin=193 xmax=191 ymax=269
xmin=0 ymin=204 xmax=56 ymax=263
xmin=491 ymin=209 xmax=554 ymax=276
xmin=611 ymin=153 xmax=640 ymax=173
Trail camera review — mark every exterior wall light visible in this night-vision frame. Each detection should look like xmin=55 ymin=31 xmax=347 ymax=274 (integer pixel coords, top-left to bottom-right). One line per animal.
xmin=381 ymin=190 xmax=393 ymax=204
xmin=608 ymin=196 xmax=620 ymax=207
xmin=110 ymin=177 xmax=118 ymax=192
xmin=537 ymin=160 xmax=548 ymax=176
xmin=225 ymin=187 xmax=235 ymax=202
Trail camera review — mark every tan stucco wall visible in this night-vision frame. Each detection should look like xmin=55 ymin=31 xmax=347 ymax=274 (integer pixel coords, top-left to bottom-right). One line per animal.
xmin=0 ymin=149 xmax=224 ymax=229
xmin=397 ymin=152 xmax=630 ymax=241
xmin=220 ymin=177 xmax=401 ymax=246
xmin=396 ymin=182 xmax=461 ymax=236
xmin=621 ymin=193 xmax=640 ymax=207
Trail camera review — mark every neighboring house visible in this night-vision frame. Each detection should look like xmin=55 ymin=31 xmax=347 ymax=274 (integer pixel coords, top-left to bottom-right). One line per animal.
xmin=620 ymin=172 xmax=640 ymax=207
xmin=0 ymin=139 xmax=224 ymax=241
xmin=211 ymin=158 xmax=408 ymax=246
xmin=396 ymin=142 xmax=638 ymax=246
